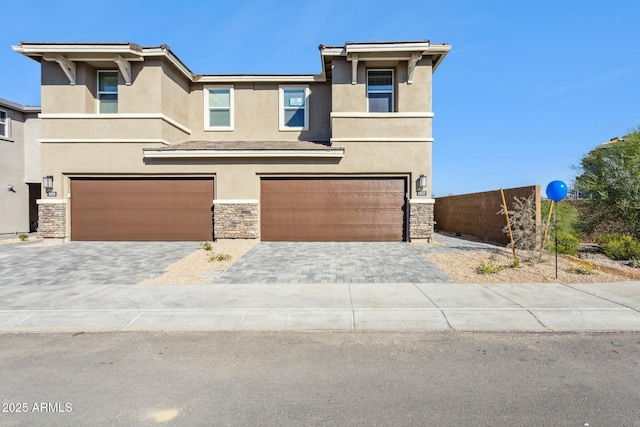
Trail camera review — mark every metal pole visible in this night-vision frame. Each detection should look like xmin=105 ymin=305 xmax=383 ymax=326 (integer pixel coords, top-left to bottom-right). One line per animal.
xmin=555 ymin=206 xmax=558 ymax=279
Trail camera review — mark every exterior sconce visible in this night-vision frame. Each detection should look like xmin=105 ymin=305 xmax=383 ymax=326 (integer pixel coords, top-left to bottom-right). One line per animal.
xmin=6 ymin=185 xmax=15 ymax=192
xmin=43 ymin=176 xmax=54 ymax=193
xmin=416 ymin=174 xmax=427 ymax=196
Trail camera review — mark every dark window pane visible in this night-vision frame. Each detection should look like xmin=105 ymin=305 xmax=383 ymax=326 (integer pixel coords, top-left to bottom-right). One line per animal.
xmin=284 ymin=109 xmax=305 ymax=127
xmin=368 ymin=93 xmax=392 ymax=112
xmin=99 ymin=72 xmax=119 ymax=92
xmin=368 ymin=70 xmax=393 ymax=91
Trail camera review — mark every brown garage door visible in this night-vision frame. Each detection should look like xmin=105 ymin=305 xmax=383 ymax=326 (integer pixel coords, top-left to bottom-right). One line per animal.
xmin=71 ymin=178 xmax=214 ymax=241
xmin=261 ymin=178 xmax=406 ymax=241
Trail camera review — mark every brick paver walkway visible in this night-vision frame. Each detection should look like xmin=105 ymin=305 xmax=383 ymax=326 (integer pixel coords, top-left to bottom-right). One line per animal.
xmin=214 ymin=242 xmax=453 ymax=284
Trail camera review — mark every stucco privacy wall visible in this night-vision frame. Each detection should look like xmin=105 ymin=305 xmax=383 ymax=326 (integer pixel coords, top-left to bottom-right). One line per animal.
xmin=434 ymin=185 xmax=541 ymax=245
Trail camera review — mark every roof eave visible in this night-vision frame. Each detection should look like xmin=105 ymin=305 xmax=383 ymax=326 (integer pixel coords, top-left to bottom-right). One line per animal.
xmin=143 ymin=149 xmax=345 ymax=159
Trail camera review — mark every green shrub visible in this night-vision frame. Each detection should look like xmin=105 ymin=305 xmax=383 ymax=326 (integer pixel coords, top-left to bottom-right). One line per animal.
xmin=600 ymin=234 xmax=640 ymax=260
xmin=546 ymin=233 xmax=579 ymax=256
xmin=596 ymin=233 xmax=625 ymax=246
xmin=557 ymin=233 xmax=579 ymax=256
xmin=568 ymin=262 xmax=600 ymax=275
xmin=18 ymin=234 xmax=28 ymax=241
xmin=541 ymin=200 xmax=578 ymax=237
xmin=208 ymin=252 xmax=233 ymax=262
xmin=477 ymin=261 xmax=504 ymax=275
xmin=200 ymin=242 xmax=213 ymax=251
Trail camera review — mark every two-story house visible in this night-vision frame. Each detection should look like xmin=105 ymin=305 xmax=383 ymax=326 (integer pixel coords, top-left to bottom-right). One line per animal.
xmin=13 ymin=39 xmax=450 ymax=242
xmin=0 ymin=97 xmax=41 ymax=235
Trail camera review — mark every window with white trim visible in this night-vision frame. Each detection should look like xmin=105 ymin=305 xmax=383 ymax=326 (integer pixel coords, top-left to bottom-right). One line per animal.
xmin=205 ymin=85 xmax=234 ymax=130
xmin=0 ymin=110 xmax=7 ymax=137
xmin=279 ymin=85 xmax=309 ymax=131
xmin=367 ymin=70 xmax=394 ymax=113
xmin=98 ymin=71 xmax=118 ymax=114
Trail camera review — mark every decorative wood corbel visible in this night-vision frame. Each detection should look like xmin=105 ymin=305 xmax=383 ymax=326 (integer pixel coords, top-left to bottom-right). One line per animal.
xmin=351 ymin=54 xmax=358 ymax=85
xmin=52 ymin=55 xmax=76 ymax=85
xmin=114 ymin=56 xmax=132 ymax=85
xmin=407 ymin=52 xmax=422 ymax=84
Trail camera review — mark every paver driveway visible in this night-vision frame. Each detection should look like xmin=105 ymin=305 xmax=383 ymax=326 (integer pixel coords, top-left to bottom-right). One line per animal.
xmin=0 ymin=241 xmax=197 ymax=286
xmin=213 ymin=242 xmax=453 ymax=284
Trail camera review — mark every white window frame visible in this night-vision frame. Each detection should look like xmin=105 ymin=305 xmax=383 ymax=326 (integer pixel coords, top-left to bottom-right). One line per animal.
xmin=97 ymin=70 xmax=119 ymax=114
xmin=204 ymin=84 xmax=234 ymax=131
xmin=0 ymin=110 xmax=8 ymax=138
xmin=279 ymin=85 xmax=309 ymax=131
xmin=366 ymin=69 xmax=394 ymax=113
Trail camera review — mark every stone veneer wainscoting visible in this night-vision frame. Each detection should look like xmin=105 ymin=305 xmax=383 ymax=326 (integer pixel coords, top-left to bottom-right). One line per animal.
xmin=37 ymin=200 xmax=67 ymax=238
xmin=213 ymin=201 xmax=259 ymax=239
xmin=409 ymin=200 xmax=435 ymax=242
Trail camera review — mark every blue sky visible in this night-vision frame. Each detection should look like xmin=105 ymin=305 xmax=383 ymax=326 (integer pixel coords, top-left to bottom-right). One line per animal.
xmin=2 ymin=0 xmax=639 ymax=196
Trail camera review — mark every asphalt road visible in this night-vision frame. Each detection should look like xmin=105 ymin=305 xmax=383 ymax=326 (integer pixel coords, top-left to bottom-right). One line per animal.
xmin=1 ymin=332 xmax=639 ymax=426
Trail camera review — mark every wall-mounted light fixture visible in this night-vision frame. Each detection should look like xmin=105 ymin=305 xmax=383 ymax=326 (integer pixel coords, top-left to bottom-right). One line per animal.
xmin=43 ymin=176 xmax=54 ymax=193
xmin=416 ymin=174 xmax=427 ymax=196
xmin=6 ymin=184 xmax=15 ymax=192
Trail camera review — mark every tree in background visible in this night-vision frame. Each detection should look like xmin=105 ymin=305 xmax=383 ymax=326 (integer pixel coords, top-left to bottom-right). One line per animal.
xmin=575 ymin=127 xmax=640 ymax=239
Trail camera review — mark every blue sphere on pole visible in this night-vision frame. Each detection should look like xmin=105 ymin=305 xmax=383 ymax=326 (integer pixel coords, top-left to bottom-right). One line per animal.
xmin=546 ymin=180 xmax=568 ymax=202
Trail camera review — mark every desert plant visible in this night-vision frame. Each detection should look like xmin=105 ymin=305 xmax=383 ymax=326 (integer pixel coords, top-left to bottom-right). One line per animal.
xmin=575 ymin=127 xmax=640 ymax=239
xmin=599 ymin=234 xmax=640 ymax=260
xmin=568 ymin=262 xmax=600 ymax=275
xmin=498 ymin=193 xmax=543 ymax=260
xmin=208 ymin=252 xmax=233 ymax=262
xmin=546 ymin=233 xmax=579 ymax=256
xmin=18 ymin=234 xmax=28 ymax=241
xmin=200 ymin=242 xmax=213 ymax=251
xmin=541 ymin=200 xmax=579 ymax=236
xmin=477 ymin=260 xmax=505 ymax=275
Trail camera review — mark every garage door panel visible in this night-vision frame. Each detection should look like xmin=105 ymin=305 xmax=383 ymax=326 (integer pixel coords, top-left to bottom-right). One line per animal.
xmin=72 ymin=193 xmax=212 ymax=210
xmin=261 ymin=178 xmax=405 ymax=242
xmin=71 ymin=224 xmax=209 ymax=242
xmin=72 ymin=208 xmax=212 ymax=224
xmin=262 ymin=179 xmax=404 ymax=194
xmin=74 ymin=179 xmax=212 ymax=193
xmin=264 ymin=224 xmax=402 ymax=242
xmin=261 ymin=193 xmax=404 ymax=209
xmin=71 ymin=179 xmax=213 ymax=241
xmin=262 ymin=208 xmax=403 ymax=225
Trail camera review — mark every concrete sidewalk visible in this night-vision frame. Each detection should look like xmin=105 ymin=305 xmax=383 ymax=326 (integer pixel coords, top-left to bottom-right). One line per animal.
xmin=1 ymin=281 xmax=639 ymax=332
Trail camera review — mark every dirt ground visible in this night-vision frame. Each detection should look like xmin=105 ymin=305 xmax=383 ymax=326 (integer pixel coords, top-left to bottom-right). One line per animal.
xmin=424 ymin=248 xmax=640 ymax=284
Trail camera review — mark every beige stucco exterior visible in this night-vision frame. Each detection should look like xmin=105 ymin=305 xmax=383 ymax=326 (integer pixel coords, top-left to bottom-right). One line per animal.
xmin=13 ymin=40 xmax=450 ymax=241
xmin=0 ymin=98 xmax=41 ymax=234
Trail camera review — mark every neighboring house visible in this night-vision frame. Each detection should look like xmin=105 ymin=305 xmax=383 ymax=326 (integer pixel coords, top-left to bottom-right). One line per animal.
xmin=0 ymin=98 xmax=41 ymax=235
xmin=13 ymin=39 xmax=450 ymax=242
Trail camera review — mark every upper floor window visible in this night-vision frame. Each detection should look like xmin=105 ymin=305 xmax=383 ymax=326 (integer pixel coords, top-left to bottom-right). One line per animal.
xmin=367 ymin=70 xmax=394 ymax=113
xmin=205 ymin=85 xmax=233 ymax=130
xmin=98 ymin=71 xmax=118 ymax=114
xmin=0 ymin=110 xmax=7 ymax=137
xmin=279 ymin=85 xmax=309 ymax=131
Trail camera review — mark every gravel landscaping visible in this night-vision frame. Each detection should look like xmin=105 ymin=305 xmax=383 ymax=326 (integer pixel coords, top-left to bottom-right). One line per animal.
xmin=138 ymin=239 xmax=259 ymax=285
